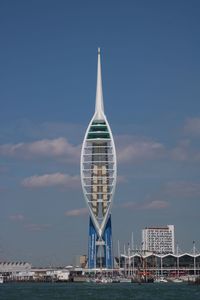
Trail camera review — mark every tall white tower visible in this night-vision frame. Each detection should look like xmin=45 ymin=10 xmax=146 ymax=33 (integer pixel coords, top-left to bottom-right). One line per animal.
xmin=80 ymin=49 xmax=117 ymax=269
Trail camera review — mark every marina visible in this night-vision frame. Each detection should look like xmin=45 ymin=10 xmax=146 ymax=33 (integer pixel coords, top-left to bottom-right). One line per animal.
xmin=0 ymin=262 xmax=200 ymax=285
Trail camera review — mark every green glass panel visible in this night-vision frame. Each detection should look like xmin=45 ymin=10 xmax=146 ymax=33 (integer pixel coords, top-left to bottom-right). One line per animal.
xmin=87 ymin=132 xmax=110 ymax=139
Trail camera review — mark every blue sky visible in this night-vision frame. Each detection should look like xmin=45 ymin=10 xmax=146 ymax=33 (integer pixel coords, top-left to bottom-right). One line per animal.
xmin=0 ymin=0 xmax=200 ymax=266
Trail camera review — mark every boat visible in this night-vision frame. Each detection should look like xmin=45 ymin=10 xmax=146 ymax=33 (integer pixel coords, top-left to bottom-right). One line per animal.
xmin=87 ymin=277 xmax=111 ymax=284
xmin=119 ymin=277 xmax=132 ymax=283
xmin=154 ymin=276 xmax=168 ymax=283
xmin=0 ymin=275 xmax=3 ymax=284
xmin=112 ymin=278 xmax=120 ymax=283
xmin=171 ymin=278 xmax=183 ymax=283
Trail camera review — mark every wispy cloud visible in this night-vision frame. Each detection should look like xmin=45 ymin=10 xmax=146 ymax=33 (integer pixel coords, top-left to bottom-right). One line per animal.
xmin=116 ymin=135 xmax=165 ymax=163
xmin=0 ymin=165 xmax=9 ymax=174
xmin=170 ymin=139 xmax=190 ymax=161
xmin=118 ymin=200 xmax=169 ymax=210
xmin=21 ymin=173 xmax=80 ymax=189
xmin=170 ymin=138 xmax=200 ymax=162
xmin=9 ymin=214 xmax=25 ymax=222
xmin=0 ymin=187 xmax=8 ymax=192
xmin=165 ymin=181 xmax=200 ymax=198
xmin=65 ymin=208 xmax=88 ymax=217
xmin=142 ymin=200 xmax=169 ymax=209
xmin=8 ymin=214 xmax=52 ymax=232
xmin=117 ymin=175 xmax=128 ymax=183
xmin=3 ymin=120 xmax=84 ymax=141
xmin=35 ymin=122 xmax=84 ymax=141
xmin=24 ymin=223 xmax=51 ymax=231
xmin=0 ymin=137 xmax=80 ymax=163
xmin=2 ymin=123 xmax=200 ymax=169
xmin=184 ymin=117 xmax=200 ymax=136
xmin=64 ymin=200 xmax=168 ymax=218
xmin=0 ymin=135 xmax=165 ymax=165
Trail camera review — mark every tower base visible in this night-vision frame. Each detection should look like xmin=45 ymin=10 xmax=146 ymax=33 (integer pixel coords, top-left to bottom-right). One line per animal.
xmin=88 ymin=215 xmax=113 ymax=269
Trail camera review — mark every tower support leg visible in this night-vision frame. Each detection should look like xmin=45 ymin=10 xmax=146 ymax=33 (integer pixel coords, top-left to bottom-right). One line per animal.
xmin=88 ymin=215 xmax=113 ymax=269
xmin=103 ymin=215 xmax=113 ymax=269
xmin=88 ymin=217 xmax=97 ymax=269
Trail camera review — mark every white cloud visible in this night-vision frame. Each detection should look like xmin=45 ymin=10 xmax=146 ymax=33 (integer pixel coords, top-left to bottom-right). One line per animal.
xmin=142 ymin=200 xmax=169 ymax=209
xmin=170 ymin=139 xmax=200 ymax=162
xmin=0 ymin=137 xmax=80 ymax=162
xmin=0 ymin=134 xmax=167 ymax=166
xmin=117 ymin=175 xmax=128 ymax=183
xmin=165 ymin=181 xmax=200 ymax=198
xmin=21 ymin=173 xmax=80 ymax=188
xmin=65 ymin=208 xmax=88 ymax=217
xmin=116 ymin=135 xmax=165 ymax=163
xmin=24 ymin=223 xmax=51 ymax=231
xmin=0 ymin=165 xmax=9 ymax=174
xmin=118 ymin=200 xmax=169 ymax=210
xmin=184 ymin=117 xmax=200 ymax=136
xmin=170 ymin=139 xmax=190 ymax=161
xmin=9 ymin=214 xmax=25 ymax=222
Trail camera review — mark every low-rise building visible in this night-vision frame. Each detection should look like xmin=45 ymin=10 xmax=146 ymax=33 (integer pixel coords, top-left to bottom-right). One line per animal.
xmin=0 ymin=262 xmax=31 ymax=273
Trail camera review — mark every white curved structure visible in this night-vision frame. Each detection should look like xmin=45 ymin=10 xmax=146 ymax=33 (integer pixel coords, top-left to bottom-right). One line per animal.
xmin=80 ymin=49 xmax=117 ymax=268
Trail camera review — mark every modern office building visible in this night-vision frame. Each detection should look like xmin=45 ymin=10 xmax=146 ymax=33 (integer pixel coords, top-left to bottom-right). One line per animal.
xmin=142 ymin=225 xmax=175 ymax=254
xmin=80 ymin=49 xmax=117 ymax=269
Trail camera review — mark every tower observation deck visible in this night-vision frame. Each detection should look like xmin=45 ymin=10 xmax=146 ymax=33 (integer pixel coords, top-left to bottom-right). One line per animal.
xmin=80 ymin=49 xmax=117 ymax=269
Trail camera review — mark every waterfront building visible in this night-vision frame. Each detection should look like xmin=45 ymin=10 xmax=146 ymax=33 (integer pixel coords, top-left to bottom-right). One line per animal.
xmin=74 ymin=255 xmax=87 ymax=268
xmin=0 ymin=262 xmax=31 ymax=273
xmin=142 ymin=225 xmax=175 ymax=254
xmin=79 ymin=255 xmax=87 ymax=268
xmin=120 ymin=251 xmax=200 ymax=277
xmin=80 ymin=49 xmax=117 ymax=269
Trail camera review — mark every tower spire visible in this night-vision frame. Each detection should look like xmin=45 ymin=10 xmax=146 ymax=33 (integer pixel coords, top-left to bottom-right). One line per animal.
xmin=95 ymin=47 xmax=104 ymax=120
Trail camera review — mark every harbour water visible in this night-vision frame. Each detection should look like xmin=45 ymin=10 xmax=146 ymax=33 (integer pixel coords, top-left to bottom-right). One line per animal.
xmin=0 ymin=282 xmax=199 ymax=300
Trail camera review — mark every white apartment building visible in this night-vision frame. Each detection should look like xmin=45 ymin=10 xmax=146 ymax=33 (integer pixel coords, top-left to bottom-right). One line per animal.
xmin=142 ymin=225 xmax=175 ymax=254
